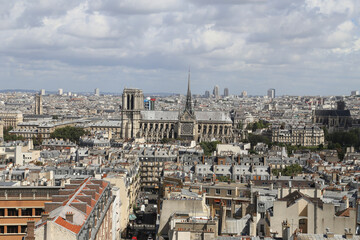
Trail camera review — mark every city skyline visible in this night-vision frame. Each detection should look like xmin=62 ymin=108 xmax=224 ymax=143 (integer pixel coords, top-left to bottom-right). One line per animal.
xmin=0 ymin=0 xmax=360 ymax=96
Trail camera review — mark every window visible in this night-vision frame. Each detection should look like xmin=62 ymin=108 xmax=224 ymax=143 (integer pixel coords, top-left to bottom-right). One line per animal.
xmin=21 ymin=225 xmax=27 ymax=233
xmin=205 ymin=199 xmax=209 ymax=205
xmin=205 ymin=188 xmax=209 ymax=194
xmin=0 ymin=209 xmax=4 ymax=216
xmin=215 ymin=210 xmax=220 ymax=215
xmin=35 ymin=208 xmax=44 ymax=216
xmin=226 ymin=200 xmax=232 ymax=206
xmin=227 ymin=190 xmax=232 ymax=196
xmin=7 ymin=226 xmax=18 ymax=233
xmin=216 ymin=189 xmax=220 ymax=195
xmin=8 ymin=208 xmax=18 ymax=216
xmin=21 ymin=208 xmax=32 ymax=216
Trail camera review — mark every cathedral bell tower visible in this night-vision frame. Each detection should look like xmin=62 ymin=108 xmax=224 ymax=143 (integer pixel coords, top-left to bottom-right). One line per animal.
xmin=121 ymin=88 xmax=144 ymax=139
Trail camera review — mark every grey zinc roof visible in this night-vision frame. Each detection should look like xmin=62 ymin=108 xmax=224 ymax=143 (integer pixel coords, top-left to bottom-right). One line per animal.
xmin=140 ymin=110 xmax=232 ymax=122
xmin=141 ymin=111 xmax=178 ymax=121
xmin=195 ymin=112 xmax=232 ymax=122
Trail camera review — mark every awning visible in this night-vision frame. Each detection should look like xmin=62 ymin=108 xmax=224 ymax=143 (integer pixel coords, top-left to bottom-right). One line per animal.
xmin=129 ymin=214 xmax=137 ymax=221
xmin=214 ymin=199 xmax=221 ymax=203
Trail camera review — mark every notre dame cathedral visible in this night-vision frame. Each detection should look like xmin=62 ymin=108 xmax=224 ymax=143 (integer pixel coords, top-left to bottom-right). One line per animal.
xmin=120 ymin=72 xmax=234 ymax=143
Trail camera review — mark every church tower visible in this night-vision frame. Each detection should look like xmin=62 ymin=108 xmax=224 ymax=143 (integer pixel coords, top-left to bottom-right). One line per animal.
xmin=34 ymin=94 xmax=43 ymax=115
xmin=121 ymin=88 xmax=144 ymax=139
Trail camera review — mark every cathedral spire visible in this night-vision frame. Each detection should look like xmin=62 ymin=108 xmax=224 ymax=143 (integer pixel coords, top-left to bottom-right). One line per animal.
xmin=185 ymin=67 xmax=193 ymax=115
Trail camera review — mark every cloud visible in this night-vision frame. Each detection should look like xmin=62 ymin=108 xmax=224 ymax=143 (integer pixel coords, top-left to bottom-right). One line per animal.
xmin=0 ymin=0 xmax=359 ymax=95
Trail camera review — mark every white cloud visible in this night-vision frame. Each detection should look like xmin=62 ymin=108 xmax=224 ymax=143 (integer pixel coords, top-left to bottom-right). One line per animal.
xmin=0 ymin=0 xmax=359 ymax=95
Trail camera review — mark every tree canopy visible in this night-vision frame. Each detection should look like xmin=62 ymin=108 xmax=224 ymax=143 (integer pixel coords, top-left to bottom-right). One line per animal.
xmin=272 ymin=164 xmax=302 ymax=176
xmin=3 ymin=126 xmax=24 ymax=142
xmin=200 ymin=141 xmax=220 ymax=156
xmin=50 ymin=126 xmax=87 ymax=143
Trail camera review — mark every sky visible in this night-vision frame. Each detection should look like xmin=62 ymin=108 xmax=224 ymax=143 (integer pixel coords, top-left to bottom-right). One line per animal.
xmin=0 ymin=0 xmax=360 ymax=96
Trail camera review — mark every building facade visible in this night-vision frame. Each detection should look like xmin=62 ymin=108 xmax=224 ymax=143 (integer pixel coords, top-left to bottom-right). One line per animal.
xmin=271 ymin=125 xmax=324 ymax=146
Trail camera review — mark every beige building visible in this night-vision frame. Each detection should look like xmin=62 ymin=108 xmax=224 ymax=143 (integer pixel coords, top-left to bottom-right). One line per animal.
xmin=272 ymin=125 xmax=324 ymax=147
xmin=270 ymin=191 xmax=356 ymax=238
xmin=0 ymin=112 xmax=23 ymax=128
xmin=104 ymin=172 xmax=140 ymax=237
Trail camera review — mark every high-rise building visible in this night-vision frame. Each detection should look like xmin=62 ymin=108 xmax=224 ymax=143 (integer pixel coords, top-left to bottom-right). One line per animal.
xmin=351 ymin=90 xmax=359 ymax=96
xmin=241 ymin=91 xmax=247 ymax=97
xmin=144 ymin=97 xmax=156 ymax=110
xmin=94 ymin=88 xmax=100 ymax=96
xmin=40 ymin=89 xmax=46 ymax=96
xmin=204 ymin=91 xmax=210 ymax=98
xmin=267 ymin=88 xmax=275 ymax=98
xmin=213 ymin=85 xmax=219 ymax=99
xmin=58 ymin=88 xmax=63 ymax=95
xmin=34 ymin=94 xmax=43 ymax=115
xmin=224 ymin=88 xmax=229 ymax=97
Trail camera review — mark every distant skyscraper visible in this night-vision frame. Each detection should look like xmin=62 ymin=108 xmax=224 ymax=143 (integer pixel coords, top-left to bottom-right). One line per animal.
xmin=58 ymin=88 xmax=63 ymax=95
xmin=241 ymin=91 xmax=247 ymax=97
xmin=204 ymin=91 xmax=210 ymax=98
xmin=94 ymin=88 xmax=100 ymax=96
xmin=351 ymin=90 xmax=359 ymax=96
xmin=34 ymin=94 xmax=43 ymax=115
xmin=144 ymin=97 xmax=156 ymax=110
xmin=267 ymin=88 xmax=275 ymax=98
xmin=213 ymin=85 xmax=219 ymax=99
xmin=40 ymin=89 xmax=45 ymax=96
xmin=224 ymin=88 xmax=229 ymax=97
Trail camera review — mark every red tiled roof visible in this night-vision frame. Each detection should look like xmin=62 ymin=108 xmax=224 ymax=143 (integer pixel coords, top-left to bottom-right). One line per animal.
xmin=336 ymin=208 xmax=354 ymax=217
xmin=54 ymin=217 xmax=82 ymax=233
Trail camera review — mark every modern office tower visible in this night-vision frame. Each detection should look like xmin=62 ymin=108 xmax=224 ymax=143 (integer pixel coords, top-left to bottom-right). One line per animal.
xmin=58 ymin=88 xmax=63 ymax=95
xmin=34 ymin=94 xmax=43 ymax=115
xmin=267 ymin=88 xmax=275 ymax=98
xmin=40 ymin=89 xmax=46 ymax=96
xmin=213 ymin=85 xmax=219 ymax=99
xmin=204 ymin=90 xmax=210 ymax=98
xmin=94 ymin=88 xmax=100 ymax=96
xmin=224 ymin=88 xmax=229 ymax=97
xmin=144 ymin=97 xmax=156 ymax=110
xmin=351 ymin=90 xmax=359 ymax=96
xmin=241 ymin=91 xmax=247 ymax=97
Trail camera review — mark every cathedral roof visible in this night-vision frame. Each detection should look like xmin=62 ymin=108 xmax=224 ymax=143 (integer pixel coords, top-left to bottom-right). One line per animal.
xmin=140 ymin=110 xmax=232 ymax=123
xmin=141 ymin=111 xmax=178 ymax=121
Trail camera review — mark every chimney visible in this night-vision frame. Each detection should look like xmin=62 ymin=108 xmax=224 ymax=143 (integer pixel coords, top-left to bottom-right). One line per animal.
xmin=282 ymin=220 xmax=291 ymax=240
xmin=65 ymin=212 xmax=74 ymax=223
xmin=25 ymin=219 xmax=35 ymax=240
xmin=345 ymin=228 xmax=353 ymax=239
xmin=202 ymin=155 xmax=205 ymax=164
xmin=41 ymin=212 xmax=49 ymax=222
xmin=237 ymin=155 xmax=241 ymax=164
xmin=325 ymin=228 xmax=334 ymax=238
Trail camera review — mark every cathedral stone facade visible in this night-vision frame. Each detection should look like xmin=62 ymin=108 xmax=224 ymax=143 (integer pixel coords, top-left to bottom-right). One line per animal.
xmin=120 ymin=74 xmax=234 ymax=143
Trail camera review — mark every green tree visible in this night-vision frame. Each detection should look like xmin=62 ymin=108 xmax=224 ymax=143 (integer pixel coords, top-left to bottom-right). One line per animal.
xmin=272 ymin=164 xmax=303 ymax=176
xmin=50 ymin=126 xmax=87 ymax=143
xmin=200 ymin=141 xmax=220 ymax=156
xmin=3 ymin=126 xmax=24 ymax=142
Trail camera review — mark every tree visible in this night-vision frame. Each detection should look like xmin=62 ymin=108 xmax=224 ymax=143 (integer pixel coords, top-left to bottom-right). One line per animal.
xmin=200 ymin=141 xmax=220 ymax=156
xmin=50 ymin=126 xmax=87 ymax=143
xmin=3 ymin=126 xmax=24 ymax=142
xmin=272 ymin=164 xmax=303 ymax=176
